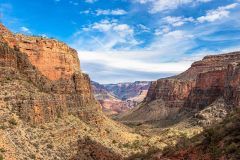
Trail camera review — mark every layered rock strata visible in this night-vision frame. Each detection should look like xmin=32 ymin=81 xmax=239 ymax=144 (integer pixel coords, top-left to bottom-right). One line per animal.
xmin=0 ymin=23 xmax=101 ymax=124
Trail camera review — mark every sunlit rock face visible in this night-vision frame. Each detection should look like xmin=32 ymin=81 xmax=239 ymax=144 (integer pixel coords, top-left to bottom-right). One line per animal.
xmin=15 ymin=34 xmax=80 ymax=81
xmin=0 ymin=23 xmax=101 ymax=124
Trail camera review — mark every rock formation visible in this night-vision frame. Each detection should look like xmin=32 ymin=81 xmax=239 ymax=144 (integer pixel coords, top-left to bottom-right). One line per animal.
xmin=120 ymin=53 xmax=240 ymax=123
xmin=0 ymin=23 xmax=101 ymax=125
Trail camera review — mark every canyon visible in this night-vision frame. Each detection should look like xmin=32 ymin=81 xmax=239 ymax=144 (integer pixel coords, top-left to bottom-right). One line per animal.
xmin=92 ymin=81 xmax=150 ymax=115
xmin=0 ymin=22 xmax=240 ymax=160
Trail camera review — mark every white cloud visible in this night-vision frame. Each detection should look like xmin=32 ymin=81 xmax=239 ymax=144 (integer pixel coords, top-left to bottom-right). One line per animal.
xmin=85 ymin=0 xmax=97 ymax=3
xmin=197 ymin=3 xmax=238 ymax=23
xmin=77 ymin=50 xmax=192 ymax=74
xmin=154 ymin=26 xmax=170 ymax=35
xmin=91 ymin=20 xmax=115 ymax=32
xmin=93 ymin=9 xmax=128 ymax=16
xmin=80 ymin=10 xmax=91 ymax=14
xmin=20 ymin=26 xmax=31 ymax=33
xmin=163 ymin=16 xmax=194 ymax=27
xmin=134 ymin=0 xmax=213 ymax=13
xmin=150 ymin=0 xmax=192 ymax=13
xmin=73 ymin=19 xmax=141 ymax=50
xmin=111 ymin=9 xmax=127 ymax=15
xmin=73 ymin=29 xmax=196 ymax=76
xmin=137 ymin=24 xmax=150 ymax=32
xmin=80 ymin=9 xmax=127 ymax=16
xmin=71 ymin=1 xmax=240 ymax=83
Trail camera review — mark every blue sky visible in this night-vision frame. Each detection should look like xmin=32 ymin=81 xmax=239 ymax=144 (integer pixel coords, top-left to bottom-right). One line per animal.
xmin=1 ymin=0 xmax=240 ymax=83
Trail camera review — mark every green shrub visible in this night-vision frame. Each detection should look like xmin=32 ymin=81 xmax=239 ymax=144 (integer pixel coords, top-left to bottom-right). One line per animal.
xmin=9 ymin=118 xmax=17 ymax=125
xmin=112 ymin=140 xmax=117 ymax=144
xmin=0 ymin=148 xmax=6 ymax=153
xmin=0 ymin=154 xmax=3 ymax=160
xmin=132 ymin=140 xmax=141 ymax=149
xmin=205 ymin=128 xmax=222 ymax=159
xmin=176 ymin=133 xmax=191 ymax=150
xmin=47 ymin=144 xmax=53 ymax=149
xmin=29 ymin=154 xmax=36 ymax=159
xmin=0 ymin=125 xmax=7 ymax=130
xmin=123 ymin=143 xmax=130 ymax=148
xmin=226 ymin=143 xmax=238 ymax=154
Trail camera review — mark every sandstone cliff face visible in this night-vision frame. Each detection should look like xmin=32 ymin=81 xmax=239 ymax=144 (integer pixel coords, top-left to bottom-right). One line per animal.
xmin=16 ymin=34 xmax=80 ymax=80
xmin=224 ymin=63 xmax=240 ymax=107
xmin=120 ymin=53 xmax=240 ymax=123
xmin=0 ymin=23 xmax=100 ymax=125
xmin=184 ymin=69 xmax=227 ymax=110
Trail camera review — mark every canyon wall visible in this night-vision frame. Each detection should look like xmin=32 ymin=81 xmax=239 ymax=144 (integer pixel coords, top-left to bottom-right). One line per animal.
xmin=0 ymin=23 xmax=101 ymax=124
xmin=120 ymin=53 xmax=240 ymax=123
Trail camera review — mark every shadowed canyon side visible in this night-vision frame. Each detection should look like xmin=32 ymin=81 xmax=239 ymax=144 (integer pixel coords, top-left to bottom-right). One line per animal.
xmin=92 ymin=81 xmax=151 ymax=115
xmin=119 ymin=53 xmax=240 ymax=124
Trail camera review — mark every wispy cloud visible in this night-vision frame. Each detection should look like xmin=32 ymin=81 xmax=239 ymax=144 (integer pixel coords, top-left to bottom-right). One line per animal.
xmin=163 ymin=16 xmax=194 ymax=27
xmin=85 ymin=0 xmax=97 ymax=3
xmin=20 ymin=26 xmax=31 ymax=33
xmin=74 ymin=19 xmax=141 ymax=50
xmin=80 ymin=9 xmax=127 ymax=16
xmin=197 ymin=3 xmax=238 ymax=23
xmin=133 ymin=0 xmax=213 ymax=13
xmin=71 ymin=3 xmax=240 ymax=83
xmin=96 ymin=9 xmax=127 ymax=16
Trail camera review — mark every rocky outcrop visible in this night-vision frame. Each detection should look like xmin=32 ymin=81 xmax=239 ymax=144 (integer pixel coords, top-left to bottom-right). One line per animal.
xmin=120 ymin=52 xmax=240 ymax=123
xmin=0 ymin=23 xmax=101 ymax=124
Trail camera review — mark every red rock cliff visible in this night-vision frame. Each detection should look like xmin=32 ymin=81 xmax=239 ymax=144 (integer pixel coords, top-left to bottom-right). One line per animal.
xmin=16 ymin=34 xmax=80 ymax=80
xmin=0 ymin=23 xmax=101 ymax=124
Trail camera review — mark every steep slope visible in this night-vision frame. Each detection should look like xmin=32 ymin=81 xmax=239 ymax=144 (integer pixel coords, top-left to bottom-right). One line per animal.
xmin=120 ymin=53 xmax=240 ymax=124
xmin=92 ymin=81 xmax=151 ymax=115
